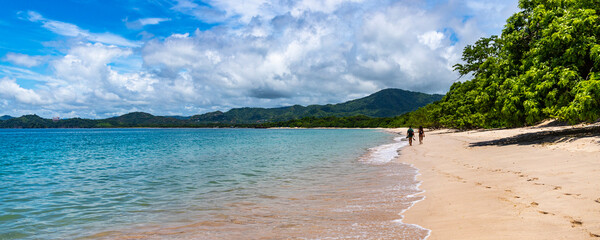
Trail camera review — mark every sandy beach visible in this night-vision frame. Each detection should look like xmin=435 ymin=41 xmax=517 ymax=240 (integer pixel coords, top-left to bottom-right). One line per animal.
xmin=393 ymin=123 xmax=600 ymax=239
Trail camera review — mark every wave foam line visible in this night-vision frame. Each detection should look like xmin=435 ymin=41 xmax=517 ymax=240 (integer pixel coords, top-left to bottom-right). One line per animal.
xmin=392 ymin=163 xmax=431 ymax=239
xmin=362 ymin=136 xmax=408 ymax=165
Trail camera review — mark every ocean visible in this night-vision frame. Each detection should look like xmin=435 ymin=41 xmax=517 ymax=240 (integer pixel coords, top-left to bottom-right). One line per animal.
xmin=0 ymin=128 xmax=428 ymax=239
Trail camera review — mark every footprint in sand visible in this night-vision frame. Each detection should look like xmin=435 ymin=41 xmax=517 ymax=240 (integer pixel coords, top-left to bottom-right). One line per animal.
xmin=553 ymin=186 xmax=562 ymax=190
xmin=530 ymin=202 xmax=539 ymax=206
xmin=570 ymin=219 xmax=583 ymax=228
xmin=595 ymin=198 xmax=600 ymax=204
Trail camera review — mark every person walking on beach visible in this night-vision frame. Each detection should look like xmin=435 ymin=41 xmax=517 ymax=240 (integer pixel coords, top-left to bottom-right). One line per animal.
xmin=418 ymin=126 xmax=425 ymax=144
xmin=407 ymin=126 xmax=415 ymax=146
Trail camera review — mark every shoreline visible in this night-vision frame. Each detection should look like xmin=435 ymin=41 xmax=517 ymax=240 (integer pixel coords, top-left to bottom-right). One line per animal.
xmin=384 ymin=128 xmax=432 ymax=239
xmin=56 ymin=129 xmax=427 ymax=239
xmin=395 ymin=125 xmax=600 ymax=239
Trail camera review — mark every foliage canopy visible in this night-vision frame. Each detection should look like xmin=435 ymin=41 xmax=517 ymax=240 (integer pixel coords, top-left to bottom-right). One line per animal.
xmin=419 ymin=0 xmax=600 ymax=129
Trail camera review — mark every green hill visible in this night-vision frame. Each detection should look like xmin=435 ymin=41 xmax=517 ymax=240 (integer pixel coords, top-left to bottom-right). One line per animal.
xmin=189 ymin=88 xmax=443 ymax=123
xmin=103 ymin=112 xmax=187 ymax=126
xmin=0 ymin=88 xmax=443 ymax=128
xmin=0 ymin=115 xmax=53 ymax=128
xmin=0 ymin=115 xmax=14 ymax=121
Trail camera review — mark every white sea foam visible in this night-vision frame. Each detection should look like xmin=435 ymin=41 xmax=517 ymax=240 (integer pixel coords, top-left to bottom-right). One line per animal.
xmin=362 ymin=136 xmax=408 ymax=165
xmin=391 ymin=163 xmax=431 ymax=239
xmin=357 ymin=132 xmax=432 ymax=236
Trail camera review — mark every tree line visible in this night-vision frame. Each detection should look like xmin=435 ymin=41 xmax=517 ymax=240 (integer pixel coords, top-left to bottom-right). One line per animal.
xmin=407 ymin=0 xmax=600 ymax=129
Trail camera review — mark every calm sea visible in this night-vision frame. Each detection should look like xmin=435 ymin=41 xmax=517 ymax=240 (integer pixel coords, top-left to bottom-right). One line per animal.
xmin=0 ymin=128 xmax=428 ymax=239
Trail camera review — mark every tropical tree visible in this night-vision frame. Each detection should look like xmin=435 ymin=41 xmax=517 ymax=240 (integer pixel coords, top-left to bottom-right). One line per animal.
xmin=424 ymin=0 xmax=600 ymax=128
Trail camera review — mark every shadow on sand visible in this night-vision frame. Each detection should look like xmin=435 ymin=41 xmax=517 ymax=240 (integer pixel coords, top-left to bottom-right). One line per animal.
xmin=469 ymin=125 xmax=600 ymax=147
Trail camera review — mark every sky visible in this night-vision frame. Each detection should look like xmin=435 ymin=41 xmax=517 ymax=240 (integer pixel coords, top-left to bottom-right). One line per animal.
xmin=0 ymin=0 xmax=519 ymax=118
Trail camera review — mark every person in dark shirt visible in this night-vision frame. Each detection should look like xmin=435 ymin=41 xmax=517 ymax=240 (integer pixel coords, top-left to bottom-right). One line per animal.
xmin=418 ymin=126 xmax=425 ymax=144
xmin=407 ymin=126 xmax=415 ymax=146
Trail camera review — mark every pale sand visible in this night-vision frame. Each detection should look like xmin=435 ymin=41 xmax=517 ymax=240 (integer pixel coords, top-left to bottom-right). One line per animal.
xmin=393 ymin=124 xmax=600 ymax=239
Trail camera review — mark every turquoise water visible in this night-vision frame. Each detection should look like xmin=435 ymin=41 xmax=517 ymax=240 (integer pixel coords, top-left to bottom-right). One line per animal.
xmin=0 ymin=128 xmax=397 ymax=239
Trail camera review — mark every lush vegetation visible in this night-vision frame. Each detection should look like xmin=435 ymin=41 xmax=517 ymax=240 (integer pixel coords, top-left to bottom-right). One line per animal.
xmin=256 ymin=112 xmax=437 ymax=128
xmin=0 ymin=115 xmax=14 ymax=121
xmin=189 ymin=89 xmax=442 ymax=124
xmin=0 ymin=113 xmax=420 ymax=129
xmin=409 ymin=0 xmax=600 ymax=129
xmin=0 ymin=114 xmax=243 ymax=128
xmin=0 ymin=89 xmax=440 ymax=128
xmin=260 ymin=115 xmax=394 ymax=128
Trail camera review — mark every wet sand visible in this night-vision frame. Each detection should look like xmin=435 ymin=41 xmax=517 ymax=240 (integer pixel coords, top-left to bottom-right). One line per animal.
xmin=395 ymin=123 xmax=600 ymax=239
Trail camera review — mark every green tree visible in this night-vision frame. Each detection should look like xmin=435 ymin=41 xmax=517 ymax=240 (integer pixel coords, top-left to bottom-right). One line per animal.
xmin=418 ymin=0 xmax=600 ymax=128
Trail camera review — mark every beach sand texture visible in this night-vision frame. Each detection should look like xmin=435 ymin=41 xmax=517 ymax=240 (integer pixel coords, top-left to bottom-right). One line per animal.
xmin=396 ymin=124 xmax=600 ymax=239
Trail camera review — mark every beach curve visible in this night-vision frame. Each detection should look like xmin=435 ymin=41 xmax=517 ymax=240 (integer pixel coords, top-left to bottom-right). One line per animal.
xmin=394 ymin=124 xmax=600 ymax=239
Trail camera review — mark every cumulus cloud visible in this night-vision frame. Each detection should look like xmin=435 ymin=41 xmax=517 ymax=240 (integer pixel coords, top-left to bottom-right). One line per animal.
xmin=418 ymin=31 xmax=445 ymax=50
xmin=0 ymin=77 xmax=46 ymax=105
xmin=52 ymin=43 xmax=133 ymax=84
xmin=146 ymin=0 xmax=466 ymax=103
xmin=1 ymin=0 xmax=519 ymax=118
xmin=47 ymin=43 xmax=162 ymax=106
xmin=3 ymin=53 xmax=45 ymax=67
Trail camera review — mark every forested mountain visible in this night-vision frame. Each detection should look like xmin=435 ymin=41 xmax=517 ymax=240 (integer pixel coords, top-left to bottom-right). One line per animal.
xmin=0 ymin=115 xmax=14 ymax=121
xmin=405 ymin=0 xmax=600 ymax=129
xmin=189 ymin=89 xmax=443 ymax=123
xmin=0 ymin=115 xmax=53 ymax=128
xmin=0 ymin=88 xmax=442 ymax=128
xmin=104 ymin=112 xmax=187 ymax=126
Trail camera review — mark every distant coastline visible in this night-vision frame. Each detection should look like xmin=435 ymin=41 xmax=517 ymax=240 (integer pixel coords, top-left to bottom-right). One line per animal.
xmin=0 ymin=88 xmax=442 ymax=129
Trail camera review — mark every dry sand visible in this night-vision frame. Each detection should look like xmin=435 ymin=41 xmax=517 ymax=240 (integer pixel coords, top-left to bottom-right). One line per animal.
xmin=394 ymin=124 xmax=600 ymax=239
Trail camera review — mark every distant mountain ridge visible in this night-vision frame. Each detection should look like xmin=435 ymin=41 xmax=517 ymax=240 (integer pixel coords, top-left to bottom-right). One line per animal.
xmin=189 ymin=88 xmax=443 ymax=123
xmin=0 ymin=115 xmax=14 ymax=121
xmin=0 ymin=88 xmax=443 ymax=128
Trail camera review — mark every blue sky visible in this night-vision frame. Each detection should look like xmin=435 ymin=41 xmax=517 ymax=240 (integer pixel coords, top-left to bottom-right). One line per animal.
xmin=0 ymin=0 xmax=519 ymax=118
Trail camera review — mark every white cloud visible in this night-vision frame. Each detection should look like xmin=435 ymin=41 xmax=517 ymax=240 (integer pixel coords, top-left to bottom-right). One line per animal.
xmin=171 ymin=0 xmax=229 ymax=23
xmin=137 ymin=17 xmax=171 ymax=26
xmin=0 ymin=65 xmax=64 ymax=85
xmin=138 ymin=0 xmax=519 ymax=112
xmin=292 ymin=0 xmax=365 ymax=15
xmin=52 ymin=43 xmax=133 ymax=85
xmin=3 ymin=53 xmax=45 ymax=67
xmin=126 ymin=17 xmax=171 ymax=29
xmin=0 ymin=77 xmax=46 ymax=105
xmin=0 ymin=0 xmax=520 ymax=118
xmin=464 ymin=0 xmax=519 ymax=33
xmin=25 ymin=11 xmax=140 ymax=47
xmin=466 ymin=1 xmax=505 ymax=12
xmin=182 ymin=0 xmax=367 ymax=24
xmin=418 ymin=31 xmax=445 ymax=50
xmin=25 ymin=11 xmax=43 ymax=21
